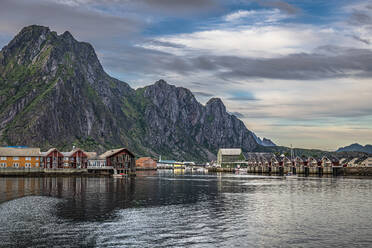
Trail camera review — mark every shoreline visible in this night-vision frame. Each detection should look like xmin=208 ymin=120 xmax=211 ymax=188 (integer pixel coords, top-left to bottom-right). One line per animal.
xmin=207 ymin=166 xmax=372 ymax=176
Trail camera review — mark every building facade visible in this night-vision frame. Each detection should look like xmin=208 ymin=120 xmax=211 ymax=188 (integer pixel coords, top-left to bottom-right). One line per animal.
xmin=99 ymin=148 xmax=135 ymax=174
xmin=62 ymin=148 xmax=88 ymax=168
xmin=217 ymin=148 xmax=245 ymax=168
xmin=42 ymin=148 xmax=64 ymax=168
xmin=136 ymin=157 xmax=157 ymax=170
xmin=0 ymin=147 xmax=42 ymax=168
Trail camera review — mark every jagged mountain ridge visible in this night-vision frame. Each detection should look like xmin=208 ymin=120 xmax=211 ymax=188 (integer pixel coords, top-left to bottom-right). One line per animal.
xmin=251 ymin=133 xmax=276 ymax=147
xmin=337 ymin=143 xmax=372 ymax=154
xmin=0 ymin=25 xmax=260 ymax=161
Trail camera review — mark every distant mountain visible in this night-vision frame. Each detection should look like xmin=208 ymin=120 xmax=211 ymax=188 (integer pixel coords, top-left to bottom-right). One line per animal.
xmin=336 ymin=143 xmax=372 ymax=154
xmin=252 ymin=133 xmax=276 ymax=147
xmin=0 ymin=25 xmax=262 ymax=161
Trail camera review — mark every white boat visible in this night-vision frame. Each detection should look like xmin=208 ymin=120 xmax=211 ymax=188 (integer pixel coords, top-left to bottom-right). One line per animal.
xmin=112 ymin=173 xmax=127 ymax=178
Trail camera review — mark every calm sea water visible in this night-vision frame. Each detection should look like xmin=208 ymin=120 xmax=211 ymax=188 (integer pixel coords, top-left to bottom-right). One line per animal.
xmin=0 ymin=171 xmax=372 ymax=247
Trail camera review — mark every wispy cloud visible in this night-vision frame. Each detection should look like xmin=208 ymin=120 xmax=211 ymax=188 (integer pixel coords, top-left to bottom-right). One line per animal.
xmin=1 ymin=0 xmax=371 ymax=149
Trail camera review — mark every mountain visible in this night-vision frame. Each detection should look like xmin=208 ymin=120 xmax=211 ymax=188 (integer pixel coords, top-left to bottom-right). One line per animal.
xmin=336 ymin=143 xmax=372 ymax=154
xmin=252 ymin=133 xmax=276 ymax=147
xmin=0 ymin=25 xmax=260 ymax=161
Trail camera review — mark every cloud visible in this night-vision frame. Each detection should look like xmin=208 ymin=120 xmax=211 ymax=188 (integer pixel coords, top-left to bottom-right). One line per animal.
xmin=352 ymin=35 xmax=370 ymax=45
xmin=260 ymin=1 xmax=301 ymax=15
xmin=349 ymin=11 xmax=372 ymax=26
xmin=227 ymin=91 xmax=257 ymax=101
xmin=223 ymin=9 xmax=289 ymax=23
xmin=224 ymin=10 xmax=257 ymax=22
xmin=132 ymin=46 xmax=372 ymax=81
xmin=193 ymin=91 xmax=214 ymax=97
xmin=0 ymin=0 xmax=142 ymax=40
xmin=144 ymin=39 xmax=187 ymax=49
xmin=50 ymin=0 xmax=220 ymax=15
xmin=231 ymin=112 xmax=245 ymax=118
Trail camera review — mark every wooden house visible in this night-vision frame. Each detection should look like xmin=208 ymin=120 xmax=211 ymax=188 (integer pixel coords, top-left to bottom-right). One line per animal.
xmin=41 ymin=148 xmax=64 ymax=168
xmin=136 ymin=157 xmax=157 ymax=170
xmin=99 ymin=148 xmax=135 ymax=174
xmin=217 ymin=148 xmax=245 ymax=167
xmin=62 ymin=148 xmax=88 ymax=168
xmin=0 ymin=147 xmax=42 ymax=168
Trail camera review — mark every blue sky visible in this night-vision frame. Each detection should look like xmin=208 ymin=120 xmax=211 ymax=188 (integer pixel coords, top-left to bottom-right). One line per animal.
xmin=1 ymin=0 xmax=372 ymax=150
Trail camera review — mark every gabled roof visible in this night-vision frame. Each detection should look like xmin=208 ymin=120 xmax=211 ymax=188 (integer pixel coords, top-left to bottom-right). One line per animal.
xmin=322 ymin=155 xmax=339 ymax=163
xmin=0 ymin=147 xmax=41 ymax=157
xmin=219 ymin=148 xmax=242 ymax=156
xmin=41 ymin=148 xmax=59 ymax=156
xmin=61 ymin=148 xmax=87 ymax=157
xmin=136 ymin=157 xmax=155 ymax=162
xmin=355 ymin=156 xmax=368 ymax=164
xmin=86 ymin=152 xmax=98 ymax=159
xmin=99 ymin=148 xmax=135 ymax=159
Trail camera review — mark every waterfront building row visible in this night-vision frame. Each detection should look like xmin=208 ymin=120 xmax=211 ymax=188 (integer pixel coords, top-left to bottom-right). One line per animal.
xmin=217 ymin=148 xmax=372 ymax=168
xmin=0 ymin=147 xmax=136 ymax=174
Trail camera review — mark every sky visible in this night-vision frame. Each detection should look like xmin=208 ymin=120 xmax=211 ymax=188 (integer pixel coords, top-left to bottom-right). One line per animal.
xmin=1 ymin=0 xmax=372 ymax=151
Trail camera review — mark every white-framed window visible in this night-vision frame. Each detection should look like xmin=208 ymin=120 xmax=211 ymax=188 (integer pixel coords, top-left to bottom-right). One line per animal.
xmin=64 ymin=163 xmax=69 ymax=167
xmin=64 ymin=157 xmax=69 ymax=161
xmin=0 ymin=163 xmax=6 ymax=168
xmin=36 ymin=157 xmax=39 ymax=160
xmin=47 ymin=158 xmax=51 ymax=162
xmin=26 ymin=157 xmax=31 ymax=161
xmin=13 ymin=157 xmax=19 ymax=161
xmin=13 ymin=163 xmax=19 ymax=168
xmin=25 ymin=163 xmax=31 ymax=168
xmin=1 ymin=157 xmax=6 ymax=160
xmin=35 ymin=163 xmax=39 ymax=167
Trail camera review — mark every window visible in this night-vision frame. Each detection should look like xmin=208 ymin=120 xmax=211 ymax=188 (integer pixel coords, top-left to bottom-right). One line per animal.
xmin=47 ymin=158 xmax=50 ymax=162
xmin=1 ymin=157 xmax=6 ymax=160
xmin=26 ymin=157 xmax=31 ymax=161
xmin=13 ymin=157 xmax=19 ymax=161
xmin=0 ymin=163 xmax=6 ymax=168
xmin=36 ymin=157 xmax=39 ymax=160
xmin=25 ymin=163 xmax=31 ymax=168
xmin=35 ymin=163 xmax=39 ymax=167
xmin=13 ymin=163 xmax=19 ymax=168
xmin=64 ymin=163 xmax=69 ymax=167
xmin=64 ymin=157 xmax=69 ymax=161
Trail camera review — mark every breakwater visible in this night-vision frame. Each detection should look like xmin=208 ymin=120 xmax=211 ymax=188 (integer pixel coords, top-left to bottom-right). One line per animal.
xmin=1 ymin=168 xmax=95 ymax=177
xmin=208 ymin=166 xmax=372 ymax=176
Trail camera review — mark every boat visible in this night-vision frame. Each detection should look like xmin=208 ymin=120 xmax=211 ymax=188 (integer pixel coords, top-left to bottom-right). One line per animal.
xmin=112 ymin=173 xmax=127 ymax=178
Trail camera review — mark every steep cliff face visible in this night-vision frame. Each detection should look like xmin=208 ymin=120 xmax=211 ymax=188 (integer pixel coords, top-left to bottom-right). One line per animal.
xmin=138 ymin=80 xmax=258 ymax=160
xmin=0 ymin=25 xmax=259 ymax=161
xmin=0 ymin=25 xmax=138 ymax=151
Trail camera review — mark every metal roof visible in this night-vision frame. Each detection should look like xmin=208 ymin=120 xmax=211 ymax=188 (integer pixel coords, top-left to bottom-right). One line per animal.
xmin=99 ymin=148 xmax=134 ymax=159
xmin=219 ymin=148 xmax=242 ymax=156
xmin=0 ymin=147 xmax=41 ymax=157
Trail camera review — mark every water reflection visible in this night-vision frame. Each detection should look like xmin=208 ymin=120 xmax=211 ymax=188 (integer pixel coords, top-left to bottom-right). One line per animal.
xmin=0 ymin=173 xmax=372 ymax=247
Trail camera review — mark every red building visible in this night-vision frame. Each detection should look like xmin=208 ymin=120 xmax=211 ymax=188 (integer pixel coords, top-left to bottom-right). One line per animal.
xmin=42 ymin=148 xmax=64 ymax=168
xmin=62 ymin=148 xmax=88 ymax=168
xmin=136 ymin=157 xmax=157 ymax=170
xmin=99 ymin=148 xmax=135 ymax=174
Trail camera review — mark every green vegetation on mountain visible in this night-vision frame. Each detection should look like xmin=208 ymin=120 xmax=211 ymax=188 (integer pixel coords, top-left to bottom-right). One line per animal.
xmin=0 ymin=25 xmax=260 ymax=161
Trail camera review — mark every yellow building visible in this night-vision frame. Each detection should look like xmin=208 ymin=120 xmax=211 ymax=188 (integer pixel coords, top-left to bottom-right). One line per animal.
xmin=0 ymin=147 xmax=42 ymax=168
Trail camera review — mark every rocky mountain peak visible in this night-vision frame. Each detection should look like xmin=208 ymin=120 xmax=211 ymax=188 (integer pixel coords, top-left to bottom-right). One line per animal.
xmin=154 ymin=79 xmax=169 ymax=87
xmin=0 ymin=25 xmax=263 ymax=161
xmin=206 ymin=97 xmax=226 ymax=112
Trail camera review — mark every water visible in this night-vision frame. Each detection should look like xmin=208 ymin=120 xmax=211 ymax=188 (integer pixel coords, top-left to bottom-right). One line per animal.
xmin=0 ymin=171 xmax=372 ymax=247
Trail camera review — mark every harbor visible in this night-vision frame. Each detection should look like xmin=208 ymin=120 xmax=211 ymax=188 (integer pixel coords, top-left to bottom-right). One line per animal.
xmin=1 ymin=172 xmax=372 ymax=247
xmin=211 ymin=148 xmax=372 ymax=176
